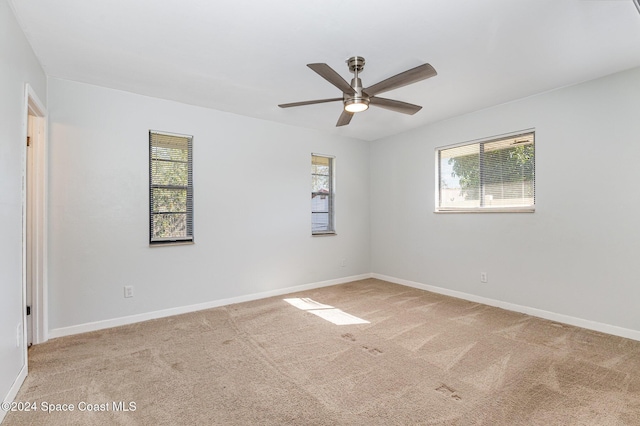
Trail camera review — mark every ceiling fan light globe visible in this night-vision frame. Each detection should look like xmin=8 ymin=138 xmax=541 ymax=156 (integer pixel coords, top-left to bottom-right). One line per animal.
xmin=344 ymin=100 xmax=369 ymax=113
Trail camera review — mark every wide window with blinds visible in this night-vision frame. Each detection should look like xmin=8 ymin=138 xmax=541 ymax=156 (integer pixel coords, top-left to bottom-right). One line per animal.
xmin=436 ymin=131 xmax=535 ymax=212
xmin=149 ymin=131 xmax=193 ymax=244
xmin=312 ymin=154 xmax=335 ymax=235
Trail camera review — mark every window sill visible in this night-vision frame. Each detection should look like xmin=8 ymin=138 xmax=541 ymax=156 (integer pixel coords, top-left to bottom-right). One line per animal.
xmin=149 ymin=240 xmax=195 ymax=247
xmin=312 ymin=232 xmax=337 ymax=237
xmin=435 ymin=207 xmax=535 ymax=214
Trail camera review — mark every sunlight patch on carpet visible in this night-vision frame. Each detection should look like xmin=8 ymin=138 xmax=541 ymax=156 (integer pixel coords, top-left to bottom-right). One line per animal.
xmin=284 ymin=298 xmax=370 ymax=325
xmin=307 ymin=308 xmax=370 ymax=325
xmin=284 ymin=297 xmax=334 ymax=310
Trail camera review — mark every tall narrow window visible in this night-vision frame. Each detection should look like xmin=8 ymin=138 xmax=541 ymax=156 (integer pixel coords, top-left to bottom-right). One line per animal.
xmin=312 ymin=154 xmax=335 ymax=235
xmin=436 ymin=131 xmax=535 ymax=212
xmin=149 ymin=131 xmax=193 ymax=244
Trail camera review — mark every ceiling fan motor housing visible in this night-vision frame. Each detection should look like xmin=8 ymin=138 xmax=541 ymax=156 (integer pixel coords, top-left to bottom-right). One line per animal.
xmin=344 ymin=77 xmax=370 ymax=111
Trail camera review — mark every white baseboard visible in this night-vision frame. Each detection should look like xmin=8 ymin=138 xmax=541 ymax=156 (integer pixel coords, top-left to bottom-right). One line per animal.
xmin=48 ymin=273 xmax=373 ymax=339
xmin=1 ymin=364 xmax=27 ymax=424
xmin=372 ymin=273 xmax=640 ymax=342
xmin=47 ymin=272 xmax=640 ymax=343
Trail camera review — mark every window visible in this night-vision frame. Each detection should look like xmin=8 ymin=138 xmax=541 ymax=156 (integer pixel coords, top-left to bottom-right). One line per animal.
xmin=436 ymin=131 xmax=535 ymax=212
xmin=149 ymin=131 xmax=193 ymax=244
xmin=312 ymin=154 xmax=335 ymax=234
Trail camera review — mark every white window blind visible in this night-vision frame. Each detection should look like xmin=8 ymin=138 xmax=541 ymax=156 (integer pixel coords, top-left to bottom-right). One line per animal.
xmin=312 ymin=154 xmax=335 ymax=234
xmin=437 ymin=131 xmax=535 ymax=212
xmin=149 ymin=131 xmax=193 ymax=243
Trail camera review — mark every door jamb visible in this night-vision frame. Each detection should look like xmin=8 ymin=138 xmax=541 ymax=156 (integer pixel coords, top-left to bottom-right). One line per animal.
xmin=22 ymin=83 xmax=48 ymax=348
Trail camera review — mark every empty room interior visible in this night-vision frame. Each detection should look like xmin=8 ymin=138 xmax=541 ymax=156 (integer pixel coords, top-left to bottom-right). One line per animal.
xmin=2 ymin=0 xmax=640 ymax=424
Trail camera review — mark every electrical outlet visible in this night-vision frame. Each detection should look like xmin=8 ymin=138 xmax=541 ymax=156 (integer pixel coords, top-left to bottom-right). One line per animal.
xmin=124 ymin=285 xmax=134 ymax=298
xmin=480 ymin=272 xmax=488 ymax=283
xmin=340 ymin=258 xmax=347 ymax=268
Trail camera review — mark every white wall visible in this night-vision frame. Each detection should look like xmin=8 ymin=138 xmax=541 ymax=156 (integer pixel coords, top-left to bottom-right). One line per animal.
xmin=47 ymin=78 xmax=370 ymax=332
xmin=0 ymin=0 xmax=46 ymax=414
xmin=371 ymin=66 xmax=640 ymax=335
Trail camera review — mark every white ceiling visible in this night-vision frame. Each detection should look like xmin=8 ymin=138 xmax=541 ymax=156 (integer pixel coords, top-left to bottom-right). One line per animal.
xmin=9 ymin=0 xmax=640 ymax=141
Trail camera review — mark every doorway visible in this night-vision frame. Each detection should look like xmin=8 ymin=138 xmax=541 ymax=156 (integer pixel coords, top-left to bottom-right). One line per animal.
xmin=23 ymin=84 xmax=48 ymax=350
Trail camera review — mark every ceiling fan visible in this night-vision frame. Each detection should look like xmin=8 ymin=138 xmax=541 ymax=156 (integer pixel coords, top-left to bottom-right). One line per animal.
xmin=278 ymin=56 xmax=437 ymax=127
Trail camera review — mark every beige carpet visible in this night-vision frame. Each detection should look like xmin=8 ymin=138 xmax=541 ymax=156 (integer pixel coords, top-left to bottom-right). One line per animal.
xmin=4 ymin=278 xmax=640 ymax=425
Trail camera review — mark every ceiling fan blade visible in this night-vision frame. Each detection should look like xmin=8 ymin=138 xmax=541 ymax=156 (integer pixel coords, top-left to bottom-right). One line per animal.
xmin=369 ymin=97 xmax=422 ymax=115
xmin=336 ymin=110 xmax=354 ymax=127
xmin=364 ymin=63 xmax=437 ymax=97
xmin=307 ymin=63 xmax=356 ymax=95
xmin=278 ymin=98 xmax=342 ymax=108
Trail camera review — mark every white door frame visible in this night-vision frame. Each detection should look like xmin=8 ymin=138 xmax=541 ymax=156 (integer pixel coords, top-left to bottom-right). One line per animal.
xmin=22 ymin=83 xmax=48 ymax=347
